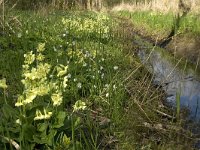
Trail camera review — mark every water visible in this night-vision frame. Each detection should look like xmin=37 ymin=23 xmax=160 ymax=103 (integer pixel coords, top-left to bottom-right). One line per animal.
xmin=134 ymin=35 xmax=200 ymax=122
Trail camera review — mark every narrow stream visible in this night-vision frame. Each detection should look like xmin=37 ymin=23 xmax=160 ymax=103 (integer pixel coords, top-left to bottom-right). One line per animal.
xmin=134 ymin=35 xmax=200 ymax=122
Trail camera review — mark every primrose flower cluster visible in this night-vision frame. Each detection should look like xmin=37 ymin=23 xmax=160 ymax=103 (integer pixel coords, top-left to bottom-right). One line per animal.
xmin=62 ymin=13 xmax=110 ymax=39
xmin=15 ymin=43 xmax=70 ymax=120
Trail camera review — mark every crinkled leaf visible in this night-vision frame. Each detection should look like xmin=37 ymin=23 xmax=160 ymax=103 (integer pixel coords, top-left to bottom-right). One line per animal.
xmin=37 ymin=123 xmax=48 ymax=132
xmin=53 ymin=111 xmax=67 ymax=128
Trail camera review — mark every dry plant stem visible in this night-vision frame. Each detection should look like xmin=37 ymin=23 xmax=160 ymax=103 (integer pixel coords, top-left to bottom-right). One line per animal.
xmin=138 ymin=122 xmax=194 ymax=140
xmin=112 ymin=0 xmax=200 ymax=14
xmin=195 ymin=53 xmax=200 ymax=72
xmin=166 ymin=57 xmax=183 ymax=79
xmin=123 ymin=64 xmax=142 ymax=82
xmin=0 ymin=135 xmax=20 ymax=150
xmin=133 ymin=98 xmax=152 ymax=123
xmin=8 ymin=1 xmax=18 ymax=11
xmin=124 ymin=41 xmax=157 ymax=93
xmin=136 ymin=72 xmax=149 ymax=90
xmin=144 ymin=93 xmax=164 ymax=105
xmin=141 ymin=72 xmax=155 ymax=104
xmin=183 ymin=59 xmax=187 ymax=73
xmin=153 ymin=109 xmax=175 ymax=119
xmin=134 ymin=73 xmax=152 ymax=103
xmin=141 ymin=72 xmax=150 ymax=85
xmin=125 ymin=86 xmax=152 ymax=123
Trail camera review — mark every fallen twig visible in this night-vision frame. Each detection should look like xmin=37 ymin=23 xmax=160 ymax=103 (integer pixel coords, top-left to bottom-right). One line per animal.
xmin=0 ymin=135 xmax=20 ymax=150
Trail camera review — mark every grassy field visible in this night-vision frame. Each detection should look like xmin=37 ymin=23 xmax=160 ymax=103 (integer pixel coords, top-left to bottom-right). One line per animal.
xmin=0 ymin=10 xmax=197 ymax=149
xmin=118 ymin=11 xmax=200 ymax=40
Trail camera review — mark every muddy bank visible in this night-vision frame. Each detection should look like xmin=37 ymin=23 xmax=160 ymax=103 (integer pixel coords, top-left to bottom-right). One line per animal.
xmin=132 ymin=28 xmax=200 ymax=65
xmin=165 ymin=34 xmax=200 ymax=64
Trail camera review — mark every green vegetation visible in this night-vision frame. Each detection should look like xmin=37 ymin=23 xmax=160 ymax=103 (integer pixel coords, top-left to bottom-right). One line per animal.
xmin=0 ymin=4 xmax=198 ymax=150
xmin=117 ymin=10 xmax=200 ymax=68
xmin=0 ymin=10 xmax=131 ymax=149
xmin=119 ymin=11 xmax=200 ymax=39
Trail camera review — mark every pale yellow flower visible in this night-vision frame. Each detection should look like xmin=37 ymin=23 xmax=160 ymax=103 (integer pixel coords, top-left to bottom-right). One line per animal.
xmin=23 ymin=68 xmax=37 ymax=80
xmin=37 ymin=43 xmax=45 ymax=52
xmin=43 ymin=109 xmax=52 ymax=119
xmin=23 ymin=90 xmax=37 ymax=104
xmin=23 ymin=63 xmax=51 ymax=81
xmin=24 ymin=51 xmax=35 ymax=65
xmin=16 ymin=119 xmax=21 ymax=125
xmin=22 ymin=64 xmax=29 ymax=70
xmin=36 ymin=53 xmax=45 ymax=61
xmin=73 ymin=100 xmax=86 ymax=112
xmin=63 ymin=76 xmax=68 ymax=88
xmin=57 ymin=65 xmax=68 ymax=77
xmin=21 ymin=79 xmax=30 ymax=88
xmin=51 ymin=92 xmax=63 ymax=106
xmin=34 ymin=109 xmax=52 ymax=121
xmin=37 ymin=63 xmax=51 ymax=79
xmin=34 ymin=109 xmax=43 ymax=120
xmin=15 ymin=95 xmax=24 ymax=107
xmin=36 ymin=84 xmax=50 ymax=96
xmin=0 ymin=78 xmax=7 ymax=89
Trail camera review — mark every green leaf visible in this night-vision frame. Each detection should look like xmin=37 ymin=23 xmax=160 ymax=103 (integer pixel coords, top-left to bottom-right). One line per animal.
xmin=37 ymin=123 xmax=48 ymax=132
xmin=22 ymin=124 xmax=35 ymax=142
xmin=2 ymin=104 xmax=19 ymax=119
xmin=74 ymin=117 xmax=81 ymax=128
xmin=33 ymin=134 xmax=45 ymax=145
xmin=53 ymin=111 xmax=67 ymax=128
xmin=33 ymin=128 xmax=57 ymax=146
xmin=176 ymin=91 xmax=181 ymax=119
xmin=46 ymin=129 xmax=57 ymax=146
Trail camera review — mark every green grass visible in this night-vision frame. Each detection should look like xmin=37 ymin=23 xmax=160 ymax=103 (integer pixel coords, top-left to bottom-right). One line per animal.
xmin=118 ymin=11 xmax=200 ymax=39
xmin=0 ymin=10 xmax=131 ymax=149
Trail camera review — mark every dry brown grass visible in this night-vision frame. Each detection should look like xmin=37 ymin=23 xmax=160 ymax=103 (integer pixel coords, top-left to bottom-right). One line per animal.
xmin=112 ymin=0 xmax=200 ymax=14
